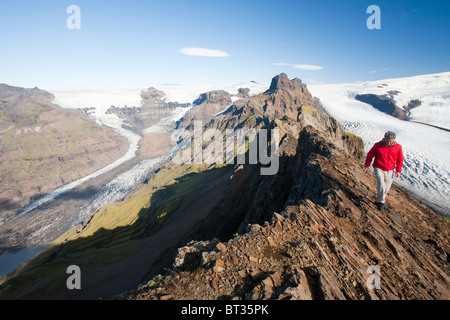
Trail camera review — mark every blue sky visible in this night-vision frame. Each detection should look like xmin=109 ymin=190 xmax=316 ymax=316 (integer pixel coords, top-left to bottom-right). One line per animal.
xmin=0 ymin=0 xmax=449 ymax=89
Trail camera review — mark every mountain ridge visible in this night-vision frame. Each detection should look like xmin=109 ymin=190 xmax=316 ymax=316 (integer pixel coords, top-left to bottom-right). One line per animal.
xmin=123 ymin=74 xmax=449 ymax=300
xmin=0 ymin=74 xmax=448 ymax=300
xmin=124 ymin=126 xmax=449 ymax=300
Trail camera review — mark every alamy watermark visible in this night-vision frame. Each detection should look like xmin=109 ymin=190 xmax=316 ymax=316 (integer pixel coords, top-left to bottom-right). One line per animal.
xmin=170 ymin=121 xmax=280 ymax=175
xmin=66 ymin=265 xmax=81 ymax=290
xmin=367 ymin=5 xmax=381 ymax=29
xmin=66 ymin=5 xmax=380 ymax=31
xmin=67 ymin=5 xmax=81 ymax=30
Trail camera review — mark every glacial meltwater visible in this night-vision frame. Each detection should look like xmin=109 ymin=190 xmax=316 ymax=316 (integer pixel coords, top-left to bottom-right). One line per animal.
xmin=0 ymin=245 xmax=47 ymax=278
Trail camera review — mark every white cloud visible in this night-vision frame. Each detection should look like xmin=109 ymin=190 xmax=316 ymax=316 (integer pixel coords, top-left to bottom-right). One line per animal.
xmin=179 ymin=47 xmax=230 ymax=58
xmin=272 ymin=62 xmax=292 ymax=66
xmin=273 ymin=62 xmax=324 ymax=71
xmin=369 ymin=68 xmax=388 ymax=74
xmin=293 ymin=64 xmax=324 ymax=71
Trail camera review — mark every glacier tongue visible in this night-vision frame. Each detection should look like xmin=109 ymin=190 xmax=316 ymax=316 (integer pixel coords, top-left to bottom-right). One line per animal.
xmin=68 ymin=156 xmax=169 ymax=228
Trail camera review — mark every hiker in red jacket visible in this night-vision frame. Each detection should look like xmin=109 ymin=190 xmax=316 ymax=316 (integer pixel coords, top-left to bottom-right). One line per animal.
xmin=364 ymin=131 xmax=404 ymax=211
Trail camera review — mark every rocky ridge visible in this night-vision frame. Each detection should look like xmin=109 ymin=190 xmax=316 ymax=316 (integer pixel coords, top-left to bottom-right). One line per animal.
xmin=1 ymin=75 xmax=447 ymax=300
xmin=123 ymin=75 xmax=449 ymax=300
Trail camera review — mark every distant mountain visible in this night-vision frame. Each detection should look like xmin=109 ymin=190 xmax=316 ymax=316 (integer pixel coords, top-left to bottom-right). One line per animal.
xmin=0 ymin=84 xmax=128 ymax=249
xmin=106 ymin=87 xmax=191 ymax=134
xmin=1 ymin=74 xmax=448 ymax=300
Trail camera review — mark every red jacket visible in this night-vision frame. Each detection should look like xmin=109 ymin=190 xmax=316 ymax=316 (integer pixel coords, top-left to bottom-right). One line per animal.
xmin=365 ymin=139 xmax=404 ymax=172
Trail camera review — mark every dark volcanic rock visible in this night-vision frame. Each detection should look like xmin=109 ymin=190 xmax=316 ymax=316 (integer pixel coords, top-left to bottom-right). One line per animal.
xmin=355 ymin=93 xmax=408 ymax=120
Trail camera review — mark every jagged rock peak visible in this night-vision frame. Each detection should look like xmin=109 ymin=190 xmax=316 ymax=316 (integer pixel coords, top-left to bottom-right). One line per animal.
xmin=265 ymin=73 xmax=303 ymax=94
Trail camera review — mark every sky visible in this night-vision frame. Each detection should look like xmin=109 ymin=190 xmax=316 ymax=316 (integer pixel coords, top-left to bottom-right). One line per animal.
xmin=0 ymin=0 xmax=449 ymax=89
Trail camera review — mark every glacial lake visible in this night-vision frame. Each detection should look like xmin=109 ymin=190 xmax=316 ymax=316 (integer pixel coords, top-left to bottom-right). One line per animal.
xmin=0 ymin=245 xmax=47 ymax=279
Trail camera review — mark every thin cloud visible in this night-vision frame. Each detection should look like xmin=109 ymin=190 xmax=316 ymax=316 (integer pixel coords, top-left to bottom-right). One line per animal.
xmin=273 ymin=62 xmax=324 ymax=71
xmin=179 ymin=47 xmax=230 ymax=57
xmin=293 ymin=64 xmax=324 ymax=71
xmin=370 ymin=68 xmax=389 ymax=73
xmin=272 ymin=62 xmax=292 ymax=66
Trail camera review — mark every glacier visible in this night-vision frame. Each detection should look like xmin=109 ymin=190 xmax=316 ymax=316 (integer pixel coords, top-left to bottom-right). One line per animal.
xmin=309 ymin=72 xmax=450 ymax=216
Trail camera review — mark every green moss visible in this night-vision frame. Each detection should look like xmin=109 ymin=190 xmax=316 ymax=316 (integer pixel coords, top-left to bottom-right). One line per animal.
xmin=300 ymin=105 xmax=315 ymax=114
xmin=343 ymin=131 xmax=358 ymax=140
xmin=0 ymin=162 xmax=233 ymax=299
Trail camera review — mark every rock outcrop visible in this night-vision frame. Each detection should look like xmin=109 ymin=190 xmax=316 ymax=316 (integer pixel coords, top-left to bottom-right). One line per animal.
xmin=106 ymin=87 xmax=191 ymax=133
xmin=354 ymin=92 xmax=422 ymax=121
xmin=236 ymin=88 xmax=250 ymax=98
xmin=177 ymin=90 xmax=233 ymax=129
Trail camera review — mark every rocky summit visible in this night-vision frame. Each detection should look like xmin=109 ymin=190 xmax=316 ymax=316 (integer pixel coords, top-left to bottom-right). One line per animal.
xmin=1 ymin=74 xmax=448 ymax=300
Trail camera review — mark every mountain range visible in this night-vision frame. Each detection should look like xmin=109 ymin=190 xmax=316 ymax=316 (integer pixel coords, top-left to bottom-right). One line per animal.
xmin=0 ymin=74 xmax=448 ymax=300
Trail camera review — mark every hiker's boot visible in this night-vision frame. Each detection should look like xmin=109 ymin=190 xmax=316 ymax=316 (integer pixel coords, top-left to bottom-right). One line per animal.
xmin=376 ymin=202 xmax=385 ymax=211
